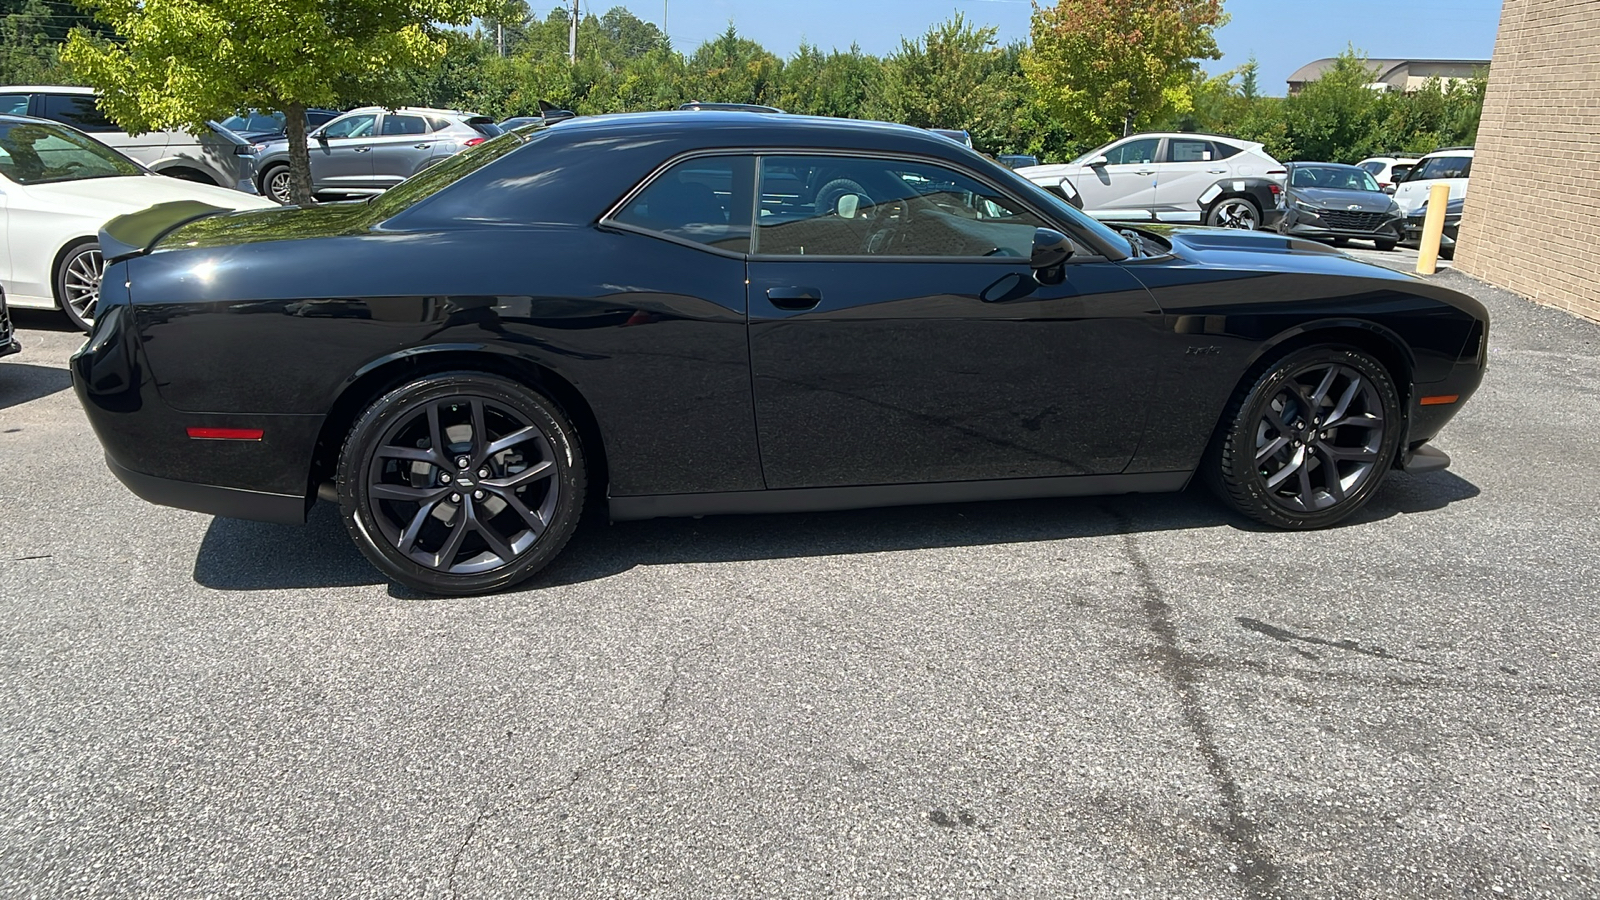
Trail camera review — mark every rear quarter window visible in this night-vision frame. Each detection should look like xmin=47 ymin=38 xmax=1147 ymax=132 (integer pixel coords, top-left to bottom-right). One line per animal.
xmin=39 ymin=94 xmax=119 ymax=133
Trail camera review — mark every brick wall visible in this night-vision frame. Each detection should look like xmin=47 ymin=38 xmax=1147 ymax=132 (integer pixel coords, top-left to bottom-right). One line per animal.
xmin=1454 ymin=0 xmax=1600 ymax=323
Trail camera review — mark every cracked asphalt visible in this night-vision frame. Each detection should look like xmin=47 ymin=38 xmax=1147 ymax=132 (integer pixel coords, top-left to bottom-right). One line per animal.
xmin=2 ymin=267 xmax=1598 ymax=898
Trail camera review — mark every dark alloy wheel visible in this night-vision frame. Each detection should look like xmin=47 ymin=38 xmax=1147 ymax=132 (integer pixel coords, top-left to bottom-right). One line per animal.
xmin=263 ymin=164 xmax=294 ymax=205
xmin=338 ymin=372 xmax=585 ymax=595
xmin=56 ymin=241 xmax=103 ymax=332
xmin=1210 ymin=346 xmax=1403 ymax=529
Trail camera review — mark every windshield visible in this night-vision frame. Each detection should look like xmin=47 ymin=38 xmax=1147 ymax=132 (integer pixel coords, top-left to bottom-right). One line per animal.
xmin=220 ymin=110 xmax=286 ymax=133
xmin=1290 ymin=166 xmax=1381 ymax=192
xmin=0 ymin=121 xmax=143 ymax=185
xmin=1411 ymin=155 xmax=1472 ymax=181
xmin=367 ymin=130 xmax=528 ymax=217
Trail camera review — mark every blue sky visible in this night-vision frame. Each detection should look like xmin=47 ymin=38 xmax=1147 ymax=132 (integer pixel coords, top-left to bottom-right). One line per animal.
xmin=577 ymin=0 xmax=1504 ymax=95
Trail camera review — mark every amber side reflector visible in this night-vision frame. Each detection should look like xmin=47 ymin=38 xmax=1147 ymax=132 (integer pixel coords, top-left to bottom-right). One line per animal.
xmin=1419 ymin=395 xmax=1460 ymax=406
xmin=186 ymin=427 xmax=264 ymax=441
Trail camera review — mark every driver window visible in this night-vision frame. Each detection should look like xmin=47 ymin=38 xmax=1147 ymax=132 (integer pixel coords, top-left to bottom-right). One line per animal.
xmin=611 ymin=155 xmax=755 ymax=253
xmin=322 ymin=114 xmax=377 ymax=139
xmin=755 ymin=155 xmax=1046 ymax=258
xmin=1103 ymin=139 xmax=1159 ymax=166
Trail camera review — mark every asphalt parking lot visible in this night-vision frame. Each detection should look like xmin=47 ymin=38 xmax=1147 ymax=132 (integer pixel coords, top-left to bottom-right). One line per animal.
xmin=2 ymin=264 xmax=1597 ymax=899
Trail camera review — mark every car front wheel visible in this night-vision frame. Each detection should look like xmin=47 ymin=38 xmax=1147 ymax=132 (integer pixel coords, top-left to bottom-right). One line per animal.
xmin=262 ymin=164 xmax=294 ymax=204
xmin=1207 ymin=197 xmax=1261 ymax=230
xmin=1209 ymin=346 xmax=1403 ymax=529
xmin=338 ymin=372 xmax=586 ymax=595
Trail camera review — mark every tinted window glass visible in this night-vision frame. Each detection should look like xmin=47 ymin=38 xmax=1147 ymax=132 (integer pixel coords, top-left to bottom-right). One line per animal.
xmin=0 ymin=120 xmax=142 ymax=184
xmin=1167 ymin=139 xmax=1215 ymax=163
xmin=39 ymin=94 xmax=117 ymax=132
xmin=1290 ymin=166 xmax=1380 ymax=192
xmin=0 ymin=94 xmax=30 ymax=116
xmin=307 ymin=110 xmax=340 ymax=128
xmin=613 ymin=156 xmax=754 ymax=253
xmin=1212 ymin=142 xmax=1241 ymax=159
xmin=322 ymin=114 xmax=377 ymax=138
xmin=1391 ymin=164 xmax=1413 ymax=183
xmin=1358 ymin=161 xmax=1385 ymax=176
xmin=425 ymin=115 xmax=452 ymax=132
xmin=1412 ymin=155 xmax=1471 ymax=180
xmin=381 ymin=115 xmax=428 ymax=136
xmin=754 ymin=155 xmax=1046 ymax=258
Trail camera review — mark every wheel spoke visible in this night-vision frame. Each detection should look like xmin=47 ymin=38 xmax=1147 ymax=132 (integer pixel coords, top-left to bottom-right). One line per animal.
xmin=1255 ymin=434 xmax=1290 ymax=462
xmin=1319 ymin=443 xmax=1379 ymax=462
xmin=432 ymin=509 xmax=470 ymax=569
xmin=482 ymin=459 xmax=553 ymax=491
xmin=397 ymin=500 xmax=440 ymax=553
xmin=1264 ymin=447 xmax=1305 ymax=489
xmin=376 ymin=445 xmax=442 ymax=466
xmin=1295 ymin=461 xmax=1315 ymax=507
xmin=492 ymin=487 xmax=547 ymax=536
xmin=369 ymin=482 xmax=450 ymax=503
xmin=1309 ymin=366 xmax=1340 ymax=405
xmin=427 ymin=402 xmax=446 ymax=459
xmin=1317 ymin=447 xmax=1347 ymax=501
xmin=485 ymin=426 xmax=541 ymax=458
xmin=469 ymin=400 xmax=487 ymax=460
xmin=471 ymin=505 xmax=518 ymax=562
xmin=1324 ymin=375 xmax=1363 ymax=425
xmin=1287 ymin=384 xmax=1319 ymax=425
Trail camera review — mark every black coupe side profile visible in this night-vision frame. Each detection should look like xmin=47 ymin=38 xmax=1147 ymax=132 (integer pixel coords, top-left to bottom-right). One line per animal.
xmin=73 ymin=113 xmax=1488 ymax=595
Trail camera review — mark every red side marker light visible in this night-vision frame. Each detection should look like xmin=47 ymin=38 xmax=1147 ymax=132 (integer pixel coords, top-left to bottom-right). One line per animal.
xmin=1419 ymin=395 xmax=1459 ymax=406
xmin=186 ymin=427 xmax=264 ymax=441
xmin=463 ymin=137 xmax=486 ymax=147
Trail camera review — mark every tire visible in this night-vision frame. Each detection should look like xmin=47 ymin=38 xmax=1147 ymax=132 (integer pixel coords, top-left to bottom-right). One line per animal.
xmin=261 ymin=164 xmax=293 ymax=204
xmin=1208 ymin=345 xmax=1403 ymax=530
xmin=1330 ymin=237 xmax=1350 ymax=247
xmin=338 ymin=372 xmax=586 ymax=595
xmin=1374 ymin=238 xmax=1398 ymax=252
xmin=55 ymin=241 xmax=103 ymax=333
xmin=162 ymin=168 xmax=216 ymax=185
xmin=1439 ymin=246 xmax=1455 ymax=260
xmin=1206 ymin=197 xmax=1261 ymax=230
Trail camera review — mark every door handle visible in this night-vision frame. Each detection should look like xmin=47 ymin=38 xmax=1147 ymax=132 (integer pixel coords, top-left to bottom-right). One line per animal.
xmin=767 ymin=287 xmax=822 ymax=311
xmin=1208 ymin=168 xmax=1228 ymax=174
xmin=1135 ymin=169 xmax=1155 ymax=176
xmin=413 ymin=143 xmax=430 ymax=149
xmin=352 ymin=146 xmax=371 ymax=153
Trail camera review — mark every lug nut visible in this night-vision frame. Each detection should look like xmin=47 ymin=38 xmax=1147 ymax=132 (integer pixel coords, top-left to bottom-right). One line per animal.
xmin=472 ymin=490 xmax=484 ymax=500
xmin=450 ymin=493 xmax=461 ymax=503
xmin=478 ymin=468 xmax=489 ymax=478
xmin=440 ymin=473 xmax=451 ymax=483
xmin=456 ymin=457 xmax=470 ymax=469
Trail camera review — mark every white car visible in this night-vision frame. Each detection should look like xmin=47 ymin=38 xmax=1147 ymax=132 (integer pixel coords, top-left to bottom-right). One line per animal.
xmin=1392 ymin=147 xmax=1473 ymax=215
xmin=0 ymin=115 xmax=275 ymax=330
xmin=1016 ymin=132 xmax=1285 ymax=228
xmin=1356 ymin=156 xmax=1421 ymax=192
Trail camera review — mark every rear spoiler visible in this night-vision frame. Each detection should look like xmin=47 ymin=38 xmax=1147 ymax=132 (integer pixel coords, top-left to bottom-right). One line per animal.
xmin=100 ymin=200 xmax=231 ymax=263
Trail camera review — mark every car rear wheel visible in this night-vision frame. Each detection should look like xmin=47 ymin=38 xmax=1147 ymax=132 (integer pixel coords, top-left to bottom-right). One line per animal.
xmin=338 ymin=372 xmax=586 ymax=595
xmin=1209 ymin=346 xmax=1402 ymax=530
xmin=1207 ymin=197 xmax=1261 ymax=230
xmin=55 ymin=241 xmax=103 ymax=332
xmin=262 ymin=164 xmax=293 ymax=204
xmin=1374 ymin=237 xmax=1398 ymax=252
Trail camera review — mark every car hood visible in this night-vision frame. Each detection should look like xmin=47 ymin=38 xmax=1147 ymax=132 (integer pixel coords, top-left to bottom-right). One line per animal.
xmin=1393 ymin=178 xmax=1468 ymax=213
xmin=1289 ymin=187 xmax=1395 ymax=213
xmin=25 ymin=175 xmax=275 ymax=216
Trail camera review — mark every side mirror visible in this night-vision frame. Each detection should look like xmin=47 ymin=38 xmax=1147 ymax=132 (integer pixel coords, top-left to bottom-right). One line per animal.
xmin=1383 ymin=184 xmax=1396 ymax=195
xmin=313 ymin=130 xmax=329 ymax=143
xmin=1031 ymin=228 xmax=1073 ymax=284
xmin=1087 ymin=155 xmax=1109 ymax=168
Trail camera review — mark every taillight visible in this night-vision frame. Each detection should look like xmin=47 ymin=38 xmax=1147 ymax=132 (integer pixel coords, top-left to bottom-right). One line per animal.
xmin=463 ymin=137 xmax=486 ymax=147
xmin=1268 ymin=184 xmax=1281 ymax=195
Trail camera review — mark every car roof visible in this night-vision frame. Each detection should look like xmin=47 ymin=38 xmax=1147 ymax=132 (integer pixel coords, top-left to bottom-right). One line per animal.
xmin=1288 ymin=161 xmax=1364 ymax=169
xmin=534 ymin=110 xmax=973 ymax=152
xmin=0 ymin=84 xmax=94 ymax=94
xmin=1420 ymin=147 xmax=1475 ymax=158
xmin=340 ymin=106 xmax=474 ymax=118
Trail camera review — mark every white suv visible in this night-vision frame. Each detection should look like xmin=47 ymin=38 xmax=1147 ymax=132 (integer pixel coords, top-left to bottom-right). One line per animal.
xmin=1392 ymin=148 xmax=1472 ymax=214
xmin=1017 ymin=132 xmax=1285 ymax=227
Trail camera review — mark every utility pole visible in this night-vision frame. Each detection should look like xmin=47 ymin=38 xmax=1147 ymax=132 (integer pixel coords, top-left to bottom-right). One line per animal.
xmin=664 ymin=0 xmax=668 ymax=38
xmin=497 ymin=22 xmax=503 ymax=57
xmin=568 ymin=0 xmax=578 ymax=63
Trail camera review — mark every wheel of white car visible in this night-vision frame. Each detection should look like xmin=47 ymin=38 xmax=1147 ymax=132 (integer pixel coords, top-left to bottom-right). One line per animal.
xmin=1207 ymin=197 xmax=1261 ymax=230
xmin=56 ymin=241 xmax=103 ymax=333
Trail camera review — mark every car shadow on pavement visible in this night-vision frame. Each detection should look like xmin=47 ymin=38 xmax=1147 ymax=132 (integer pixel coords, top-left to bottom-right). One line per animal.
xmin=190 ymin=471 xmax=1481 ymax=595
xmin=0 ymin=362 xmax=73 ymax=411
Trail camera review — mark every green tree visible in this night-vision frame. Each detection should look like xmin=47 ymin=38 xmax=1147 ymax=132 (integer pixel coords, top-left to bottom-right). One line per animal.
xmin=684 ymin=23 xmax=782 ymax=105
xmin=868 ymin=15 xmax=1023 ymax=154
xmin=63 ymin=0 xmax=492 ymax=205
xmin=1279 ymin=47 xmax=1380 ymax=162
xmin=1025 ymin=0 xmax=1227 ymax=147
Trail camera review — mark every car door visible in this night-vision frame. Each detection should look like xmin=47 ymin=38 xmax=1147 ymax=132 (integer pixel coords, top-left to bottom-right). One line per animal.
xmin=367 ymin=113 xmax=438 ymax=189
xmin=745 ymin=153 xmax=1162 ymax=489
xmin=308 ymin=113 xmax=377 ymax=192
xmin=1152 ymin=137 xmax=1226 ymax=223
xmin=1069 ymin=136 xmax=1161 ymax=221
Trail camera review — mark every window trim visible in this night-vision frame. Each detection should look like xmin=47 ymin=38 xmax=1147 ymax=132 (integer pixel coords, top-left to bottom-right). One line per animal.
xmin=599 ymin=146 xmax=1122 ymax=263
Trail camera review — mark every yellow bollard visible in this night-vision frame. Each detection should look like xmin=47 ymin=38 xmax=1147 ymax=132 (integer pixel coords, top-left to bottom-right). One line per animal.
xmin=1415 ymin=182 xmax=1453 ymax=275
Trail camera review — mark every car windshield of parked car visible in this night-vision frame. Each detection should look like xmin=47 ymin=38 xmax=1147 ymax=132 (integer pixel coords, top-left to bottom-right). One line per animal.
xmin=220 ymin=111 xmax=286 ymax=133
xmin=366 ymin=131 xmax=527 ymax=218
xmin=1291 ymin=166 xmax=1381 ymax=192
xmin=1411 ymin=155 xmax=1472 ymax=181
xmin=0 ymin=121 xmax=142 ymax=185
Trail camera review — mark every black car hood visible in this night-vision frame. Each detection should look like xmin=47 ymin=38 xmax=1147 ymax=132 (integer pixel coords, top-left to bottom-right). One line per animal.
xmin=1144 ymin=225 xmax=1347 ymax=259
xmin=1290 ymin=187 xmax=1394 ymax=213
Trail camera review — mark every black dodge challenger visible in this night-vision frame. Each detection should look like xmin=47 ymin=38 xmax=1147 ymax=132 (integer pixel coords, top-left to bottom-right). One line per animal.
xmin=73 ymin=112 xmax=1488 ymax=595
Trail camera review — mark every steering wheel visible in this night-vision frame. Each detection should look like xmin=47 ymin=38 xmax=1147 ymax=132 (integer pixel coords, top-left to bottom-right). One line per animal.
xmin=863 ymin=199 xmax=911 ymax=254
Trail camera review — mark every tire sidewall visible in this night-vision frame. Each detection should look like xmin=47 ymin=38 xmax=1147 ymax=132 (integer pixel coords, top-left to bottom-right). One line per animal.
xmin=1219 ymin=346 xmax=1403 ymax=530
xmin=56 ymin=241 xmax=99 ymax=332
xmin=338 ymin=372 xmax=585 ymax=595
xmin=1208 ymin=197 xmax=1260 ymax=230
xmin=263 ymin=165 xmax=293 ymax=204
